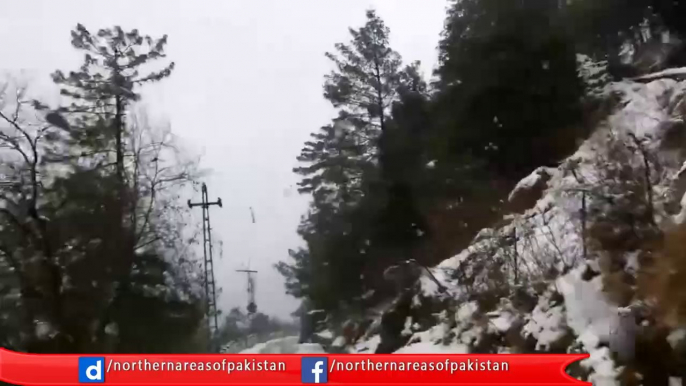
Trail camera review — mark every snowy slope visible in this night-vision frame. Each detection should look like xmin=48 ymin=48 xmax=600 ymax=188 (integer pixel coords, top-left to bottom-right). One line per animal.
xmin=349 ymin=63 xmax=686 ymax=384
xmin=242 ymin=60 xmax=686 ymax=384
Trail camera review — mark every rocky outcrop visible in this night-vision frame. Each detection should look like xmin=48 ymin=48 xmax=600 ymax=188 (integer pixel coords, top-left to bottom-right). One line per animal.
xmin=506 ymin=167 xmax=554 ymax=214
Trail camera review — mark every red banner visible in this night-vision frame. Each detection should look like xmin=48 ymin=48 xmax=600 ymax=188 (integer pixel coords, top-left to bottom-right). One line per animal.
xmin=0 ymin=348 xmax=591 ymax=385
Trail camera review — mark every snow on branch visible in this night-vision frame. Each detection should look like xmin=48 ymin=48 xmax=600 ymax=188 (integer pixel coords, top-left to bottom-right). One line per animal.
xmin=632 ymin=67 xmax=686 ymax=83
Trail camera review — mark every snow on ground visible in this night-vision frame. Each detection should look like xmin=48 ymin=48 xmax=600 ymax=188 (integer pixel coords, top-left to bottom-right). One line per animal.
xmin=557 ymin=266 xmax=617 ymax=348
xmin=395 ymin=341 xmax=467 ymax=354
xmin=331 ymin=336 xmax=347 ymax=348
xmin=522 ymin=293 xmax=567 ymax=351
xmin=353 ymin=334 xmax=380 ymax=353
xmin=580 ymin=347 xmax=620 ymax=386
xmin=239 ymin=336 xmax=326 ymax=354
xmin=398 ymin=315 xmax=470 ymax=354
xmin=315 ymin=330 xmax=333 ymax=340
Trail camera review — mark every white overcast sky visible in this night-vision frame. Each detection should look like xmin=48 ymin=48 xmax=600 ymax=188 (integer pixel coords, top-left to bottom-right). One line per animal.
xmin=0 ymin=0 xmax=447 ymax=319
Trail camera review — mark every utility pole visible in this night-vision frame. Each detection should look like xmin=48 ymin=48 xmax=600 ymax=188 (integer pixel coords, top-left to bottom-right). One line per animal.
xmin=237 ymin=207 xmax=258 ymax=315
xmin=236 ymin=269 xmax=258 ymax=315
xmin=188 ymin=183 xmax=222 ymax=352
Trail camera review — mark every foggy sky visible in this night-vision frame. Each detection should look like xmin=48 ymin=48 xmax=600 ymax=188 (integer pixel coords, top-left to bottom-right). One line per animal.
xmin=0 ymin=0 xmax=446 ymax=319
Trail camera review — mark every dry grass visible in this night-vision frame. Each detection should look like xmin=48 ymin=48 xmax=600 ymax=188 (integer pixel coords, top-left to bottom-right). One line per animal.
xmin=575 ymin=129 xmax=667 ymax=310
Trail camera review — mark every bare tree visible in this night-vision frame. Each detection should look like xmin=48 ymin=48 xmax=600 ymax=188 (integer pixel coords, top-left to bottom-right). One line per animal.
xmin=92 ymin=109 xmax=204 ymax=348
xmin=0 ymin=78 xmax=69 ymax=351
xmin=0 ymin=78 xmax=204 ymax=353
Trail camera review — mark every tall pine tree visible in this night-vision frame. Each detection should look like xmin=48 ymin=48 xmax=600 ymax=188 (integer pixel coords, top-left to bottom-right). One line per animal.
xmin=280 ymin=10 xmax=430 ymax=315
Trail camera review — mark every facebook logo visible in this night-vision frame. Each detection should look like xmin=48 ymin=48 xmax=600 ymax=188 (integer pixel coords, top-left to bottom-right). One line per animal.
xmin=301 ymin=357 xmax=328 ymax=384
xmin=78 ymin=357 xmax=105 ymax=383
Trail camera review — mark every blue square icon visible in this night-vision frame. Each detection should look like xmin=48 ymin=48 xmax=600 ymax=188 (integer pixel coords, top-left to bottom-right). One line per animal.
xmin=301 ymin=357 xmax=328 ymax=384
xmin=78 ymin=357 xmax=105 ymax=383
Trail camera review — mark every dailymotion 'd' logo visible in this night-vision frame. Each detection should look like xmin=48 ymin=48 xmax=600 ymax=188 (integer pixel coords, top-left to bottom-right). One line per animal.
xmin=78 ymin=357 xmax=105 ymax=383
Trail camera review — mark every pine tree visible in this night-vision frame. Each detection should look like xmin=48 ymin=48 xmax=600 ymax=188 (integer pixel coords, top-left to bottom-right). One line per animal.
xmin=280 ymin=11 xmax=431 ymax=315
xmin=49 ymin=25 xmax=175 ymax=305
xmin=436 ymin=0 xmax=584 ymax=181
xmin=46 ymin=26 xmax=188 ymax=352
xmin=293 ymin=121 xmax=371 ymax=209
xmin=112 ymin=252 xmax=204 ymax=353
xmin=324 ymin=10 xmax=403 ymax=141
xmin=51 ymin=24 xmax=174 ymax=185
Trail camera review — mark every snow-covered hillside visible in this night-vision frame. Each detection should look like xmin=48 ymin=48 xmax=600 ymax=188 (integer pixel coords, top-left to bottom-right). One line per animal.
xmin=244 ymin=61 xmax=686 ymax=384
xmin=358 ymin=64 xmax=686 ymax=384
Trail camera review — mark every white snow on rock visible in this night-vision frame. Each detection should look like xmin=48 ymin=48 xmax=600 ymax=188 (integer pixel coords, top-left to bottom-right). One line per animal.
xmin=633 ymin=67 xmax=686 ymax=81
xmin=332 ymin=336 xmax=347 ymax=348
xmin=507 ymin=167 xmax=554 ymax=203
xmin=315 ymin=330 xmax=333 ymax=340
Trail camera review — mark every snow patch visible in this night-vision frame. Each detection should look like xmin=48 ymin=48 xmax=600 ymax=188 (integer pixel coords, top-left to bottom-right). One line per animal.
xmin=353 ymin=334 xmax=380 ymax=353
xmin=488 ymin=311 xmax=514 ymax=333
xmin=523 ymin=295 xmax=567 ymax=351
xmin=395 ymin=341 xmax=467 ymax=354
xmin=668 ymin=328 xmax=686 ymax=350
xmin=580 ymin=347 xmax=620 ymax=386
xmin=332 ymin=336 xmax=347 ymax=348
xmin=557 ymin=266 xmax=617 ymax=350
xmin=34 ymin=320 xmax=56 ymax=340
xmin=239 ymin=336 xmax=325 ymax=354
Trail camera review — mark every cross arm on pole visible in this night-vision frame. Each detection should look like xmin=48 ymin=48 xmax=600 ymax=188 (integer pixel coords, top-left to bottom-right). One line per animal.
xmin=188 ymin=198 xmax=223 ymax=208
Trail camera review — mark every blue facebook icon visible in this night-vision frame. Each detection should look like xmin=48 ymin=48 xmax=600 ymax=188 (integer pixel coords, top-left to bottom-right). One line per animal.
xmin=301 ymin=357 xmax=328 ymax=384
xmin=78 ymin=357 xmax=105 ymax=383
